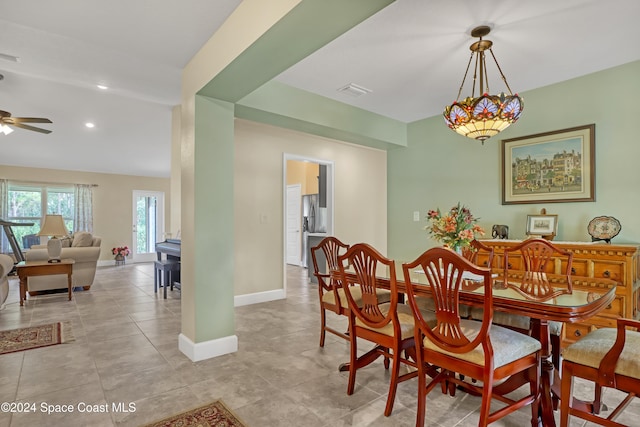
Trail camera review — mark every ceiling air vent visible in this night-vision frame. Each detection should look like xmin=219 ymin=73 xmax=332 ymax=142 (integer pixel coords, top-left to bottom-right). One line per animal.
xmin=337 ymin=83 xmax=372 ymax=98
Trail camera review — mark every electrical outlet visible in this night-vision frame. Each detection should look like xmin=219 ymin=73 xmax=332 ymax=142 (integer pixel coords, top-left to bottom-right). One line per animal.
xmin=413 ymin=211 xmax=420 ymax=222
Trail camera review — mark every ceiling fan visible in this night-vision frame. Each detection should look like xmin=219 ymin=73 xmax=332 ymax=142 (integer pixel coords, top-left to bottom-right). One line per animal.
xmin=0 ymin=109 xmax=52 ymax=134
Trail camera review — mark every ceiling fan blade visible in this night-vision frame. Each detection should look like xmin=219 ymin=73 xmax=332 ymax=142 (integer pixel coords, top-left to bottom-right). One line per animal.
xmin=10 ymin=122 xmax=52 ymax=134
xmin=7 ymin=117 xmax=53 ymax=124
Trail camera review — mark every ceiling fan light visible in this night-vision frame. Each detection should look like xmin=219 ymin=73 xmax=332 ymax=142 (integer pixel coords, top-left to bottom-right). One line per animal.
xmin=0 ymin=124 xmax=14 ymax=135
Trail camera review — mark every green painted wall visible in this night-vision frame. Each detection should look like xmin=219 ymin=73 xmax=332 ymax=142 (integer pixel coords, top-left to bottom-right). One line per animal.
xmin=193 ymin=95 xmax=236 ymax=341
xmin=388 ymin=60 xmax=640 ymax=261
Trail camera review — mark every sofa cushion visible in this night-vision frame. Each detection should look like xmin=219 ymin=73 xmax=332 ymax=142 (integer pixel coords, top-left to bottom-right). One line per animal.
xmin=72 ymin=232 xmax=93 ymax=247
xmin=59 ymin=236 xmax=73 ymax=248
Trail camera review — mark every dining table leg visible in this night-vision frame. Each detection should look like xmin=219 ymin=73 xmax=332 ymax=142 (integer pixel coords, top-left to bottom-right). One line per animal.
xmin=530 ymin=319 xmax=556 ymax=427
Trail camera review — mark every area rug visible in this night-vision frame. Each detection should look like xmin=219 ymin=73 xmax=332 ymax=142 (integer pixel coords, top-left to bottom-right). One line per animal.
xmin=0 ymin=321 xmax=74 ymax=355
xmin=142 ymin=400 xmax=247 ymax=427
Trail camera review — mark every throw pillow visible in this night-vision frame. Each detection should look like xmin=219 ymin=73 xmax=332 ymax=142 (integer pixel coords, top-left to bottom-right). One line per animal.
xmin=59 ymin=236 xmax=73 ymax=248
xmin=72 ymin=232 xmax=94 ymax=247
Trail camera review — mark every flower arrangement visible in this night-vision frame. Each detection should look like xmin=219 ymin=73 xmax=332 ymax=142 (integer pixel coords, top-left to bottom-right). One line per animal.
xmin=425 ymin=203 xmax=485 ymax=251
xmin=112 ymin=246 xmax=130 ymax=258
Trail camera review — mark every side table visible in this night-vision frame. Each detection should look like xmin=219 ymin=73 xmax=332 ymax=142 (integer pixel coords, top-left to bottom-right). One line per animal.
xmin=16 ymin=259 xmax=75 ymax=306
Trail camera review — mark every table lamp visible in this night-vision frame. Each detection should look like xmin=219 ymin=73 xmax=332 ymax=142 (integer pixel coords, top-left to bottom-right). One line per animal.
xmin=37 ymin=214 xmax=69 ymax=263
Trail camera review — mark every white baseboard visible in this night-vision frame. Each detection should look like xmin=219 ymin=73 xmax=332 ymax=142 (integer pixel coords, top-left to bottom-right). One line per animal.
xmin=178 ymin=333 xmax=238 ymax=362
xmin=234 ymin=288 xmax=285 ymax=306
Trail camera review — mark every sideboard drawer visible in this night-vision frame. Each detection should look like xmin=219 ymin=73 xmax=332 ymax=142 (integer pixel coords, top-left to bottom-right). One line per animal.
xmin=564 ymin=323 xmax=596 ymax=344
xmin=566 ymin=259 xmax=588 ymax=276
xmin=593 ymin=261 xmax=624 ymax=282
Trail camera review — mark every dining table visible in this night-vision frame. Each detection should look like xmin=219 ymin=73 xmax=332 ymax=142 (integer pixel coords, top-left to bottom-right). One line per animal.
xmin=334 ymin=266 xmax=618 ymax=427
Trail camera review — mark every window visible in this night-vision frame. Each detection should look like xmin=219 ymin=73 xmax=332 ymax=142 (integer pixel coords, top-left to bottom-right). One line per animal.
xmin=4 ymin=183 xmax=74 ymax=251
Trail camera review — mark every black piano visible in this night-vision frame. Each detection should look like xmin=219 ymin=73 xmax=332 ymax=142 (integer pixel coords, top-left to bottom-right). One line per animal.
xmin=155 ymin=238 xmax=181 ymax=261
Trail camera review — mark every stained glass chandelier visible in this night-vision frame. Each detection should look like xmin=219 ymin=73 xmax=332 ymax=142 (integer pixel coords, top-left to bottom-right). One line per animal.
xmin=443 ymin=26 xmax=523 ymax=143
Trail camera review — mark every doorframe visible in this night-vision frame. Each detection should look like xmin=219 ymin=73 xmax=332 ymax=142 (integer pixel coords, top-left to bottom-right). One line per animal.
xmin=283 ymin=153 xmax=335 ymax=296
xmin=132 ymin=190 xmax=165 ymax=263
xmin=285 ymin=183 xmax=302 ymax=266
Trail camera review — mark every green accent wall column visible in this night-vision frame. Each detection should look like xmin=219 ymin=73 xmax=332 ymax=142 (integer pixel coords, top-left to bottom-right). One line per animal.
xmin=193 ymin=96 xmax=235 ymax=342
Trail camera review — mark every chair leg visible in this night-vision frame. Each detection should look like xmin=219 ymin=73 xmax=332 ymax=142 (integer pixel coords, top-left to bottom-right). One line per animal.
xmin=551 ymin=333 xmax=561 ymax=369
xmin=319 ymin=307 xmax=327 ymax=347
xmin=478 ymin=377 xmax=493 ymax=427
xmin=346 ymin=325 xmax=358 ymax=396
xmin=384 ymin=344 xmax=401 ymax=416
xmin=559 ymin=363 xmax=573 ymax=427
xmin=154 ymin=267 xmax=158 ymax=293
xmin=416 ymin=357 xmax=427 ymax=427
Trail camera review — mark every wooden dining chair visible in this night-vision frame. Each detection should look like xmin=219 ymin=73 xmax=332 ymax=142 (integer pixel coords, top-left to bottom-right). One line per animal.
xmin=472 ymin=238 xmax=572 ymax=368
xmin=560 ymin=318 xmax=640 ymax=427
xmin=311 ymin=237 xmax=392 ymax=347
xmin=338 ymin=243 xmax=434 ymax=417
xmin=403 ymin=247 xmax=541 ymax=427
xmin=311 ymin=236 xmax=350 ymax=346
xmin=417 ymin=240 xmax=495 ymax=317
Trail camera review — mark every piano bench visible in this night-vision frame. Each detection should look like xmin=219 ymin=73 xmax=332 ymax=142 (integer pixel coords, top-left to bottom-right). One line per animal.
xmin=154 ymin=260 xmax=181 ymax=299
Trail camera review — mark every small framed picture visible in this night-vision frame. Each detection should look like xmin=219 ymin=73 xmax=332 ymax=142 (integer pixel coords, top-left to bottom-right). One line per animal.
xmin=526 ymin=214 xmax=558 ymax=237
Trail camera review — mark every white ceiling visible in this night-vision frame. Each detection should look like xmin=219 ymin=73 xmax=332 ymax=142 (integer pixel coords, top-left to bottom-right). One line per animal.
xmin=1 ymin=0 xmax=639 ymax=177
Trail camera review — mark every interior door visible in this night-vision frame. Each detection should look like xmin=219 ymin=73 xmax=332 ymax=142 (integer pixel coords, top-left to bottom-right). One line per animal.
xmin=286 ymin=184 xmax=302 ymax=265
xmin=132 ymin=190 xmax=164 ymax=262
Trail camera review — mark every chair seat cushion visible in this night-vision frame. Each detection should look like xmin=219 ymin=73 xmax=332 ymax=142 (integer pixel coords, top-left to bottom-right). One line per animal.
xmin=414 ymin=296 xmax=472 ymax=318
xmin=423 ymin=319 xmax=541 ymax=368
xmin=562 ymin=327 xmax=640 ymax=379
xmin=322 ymin=287 xmax=391 ymax=308
xmin=356 ymin=303 xmax=437 ymax=340
xmin=469 ymin=307 xmax=563 ymax=336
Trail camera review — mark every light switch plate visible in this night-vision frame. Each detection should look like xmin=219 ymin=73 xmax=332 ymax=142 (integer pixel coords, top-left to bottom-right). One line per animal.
xmin=413 ymin=211 xmax=420 ymax=222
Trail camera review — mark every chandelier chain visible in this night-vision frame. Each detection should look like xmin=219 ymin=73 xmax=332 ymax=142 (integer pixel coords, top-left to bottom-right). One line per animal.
xmin=488 ymin=48 xmax=514 ymax=95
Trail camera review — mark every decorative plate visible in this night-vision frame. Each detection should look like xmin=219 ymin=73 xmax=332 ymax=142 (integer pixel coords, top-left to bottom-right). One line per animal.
xmin=587 ymin=216 xmax=621 ymax=242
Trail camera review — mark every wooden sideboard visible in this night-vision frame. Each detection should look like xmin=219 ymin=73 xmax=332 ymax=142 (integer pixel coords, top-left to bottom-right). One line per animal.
xmin=476 ymin=239 xmax=640 ymax=346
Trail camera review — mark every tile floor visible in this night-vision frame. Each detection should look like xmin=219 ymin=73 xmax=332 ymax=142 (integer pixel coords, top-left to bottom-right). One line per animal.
xmin=0 ymin=262 xmax=638 ymax=426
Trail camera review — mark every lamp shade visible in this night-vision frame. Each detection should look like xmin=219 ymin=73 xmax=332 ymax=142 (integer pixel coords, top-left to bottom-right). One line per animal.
xmin=38 ymin=215 xmax=68 ymax=237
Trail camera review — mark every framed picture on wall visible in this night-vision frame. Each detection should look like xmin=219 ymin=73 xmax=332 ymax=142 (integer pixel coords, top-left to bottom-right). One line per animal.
xmin=501 ymin=124 xmax=595 ymax=204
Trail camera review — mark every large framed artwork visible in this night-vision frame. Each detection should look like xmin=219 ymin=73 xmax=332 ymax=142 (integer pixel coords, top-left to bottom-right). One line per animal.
xmin=501 ymin=124 xmax=595 ymax=204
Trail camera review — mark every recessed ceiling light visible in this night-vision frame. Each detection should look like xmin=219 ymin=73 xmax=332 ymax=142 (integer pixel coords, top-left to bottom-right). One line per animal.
xmin=96 ymin=84 xmax=108 ymax=90
xmin=85 ymin=122 xmax=95 ymax=128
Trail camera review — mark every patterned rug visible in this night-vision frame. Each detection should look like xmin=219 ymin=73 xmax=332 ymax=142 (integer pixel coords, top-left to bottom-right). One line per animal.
xmin=0 ymin=321 xmax=74 ymax=355
xmin=143 ymin=400 xmax=247 ymax=427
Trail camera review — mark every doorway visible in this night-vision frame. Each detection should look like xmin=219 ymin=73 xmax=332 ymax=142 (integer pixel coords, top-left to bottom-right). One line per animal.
xmin=283 ymin=155 xmax=334 ymax=274
xmin=132 ymin=190 xmax=165 ymax=262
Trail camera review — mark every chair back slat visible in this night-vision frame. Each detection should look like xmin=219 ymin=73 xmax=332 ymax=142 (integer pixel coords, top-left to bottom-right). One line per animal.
xmin=404 ymin=247 xmax=493 ymax=354
xmin=311 ymin=236 xmax=349 ymax=293
xmin=462 ymin=239 xmax=495 ymax=268
xmin=504 ymin=238 xmax=573 ymax=300
xmin=339 ymin=243 xmax=396 ymax=328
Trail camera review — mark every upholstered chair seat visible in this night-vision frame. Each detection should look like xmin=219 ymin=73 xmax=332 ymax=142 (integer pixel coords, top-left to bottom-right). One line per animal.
xmin=322 ymin=287 xmax=391 ymax=308
xmin=422 ymin=318 xmax=541 ymax=368
xmin=416 ymin=295 xmax=472 ymax=318
xmin=470 ymin=308 xmax=563 ymax=336
xmin=562 ymin=327 xmax=640 ymax=380
xmin=560 ymin=318 xmax=640 ymax=426
xmin=356 ymin=302 xmax=436 ymax=339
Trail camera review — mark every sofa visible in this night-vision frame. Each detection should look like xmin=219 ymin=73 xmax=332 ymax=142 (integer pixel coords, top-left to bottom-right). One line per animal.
xmin=0 ymin=254 xmax=13 ymax=309
xmin=25 ymin=232 xmax=101 ymax=293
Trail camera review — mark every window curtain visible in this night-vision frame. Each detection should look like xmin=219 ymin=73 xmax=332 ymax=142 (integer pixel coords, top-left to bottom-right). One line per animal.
xmin=0 ymin=179 xmax=7 ymax=252
xmin=74 ymin=184 xmax=93 ymax=233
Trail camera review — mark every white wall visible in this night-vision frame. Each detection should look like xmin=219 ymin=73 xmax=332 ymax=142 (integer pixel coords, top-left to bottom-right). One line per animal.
xmin=234 ymin=119 xmax=387 ymax=296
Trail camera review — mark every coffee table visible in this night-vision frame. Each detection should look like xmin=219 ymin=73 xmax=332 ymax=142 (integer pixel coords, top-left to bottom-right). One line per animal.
xmin=16 ymin=259 xmax=75 ymax=306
